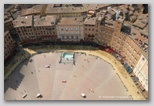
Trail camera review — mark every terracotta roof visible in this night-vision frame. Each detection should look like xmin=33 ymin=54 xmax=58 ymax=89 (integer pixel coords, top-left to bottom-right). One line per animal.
xmin=34 ymin=15 xmax=57 ymax=26
xmin=45 ymin=4 xmax=111 ymax=14
xmin=58 ymin=17 xmax=83 ymax=25
xmin=84 ymin=17 xmax=97 ymax=25
xmin=133 ymin=19 xmax=148 ymax=29
xmin=13 ymin=15 xmax=33 ymax=27
xmin=21 ymin=5 xmax=43 ymax=16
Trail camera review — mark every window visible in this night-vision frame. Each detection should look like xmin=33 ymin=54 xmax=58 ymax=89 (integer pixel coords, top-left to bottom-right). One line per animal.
xmin=46 ymin=28 xmax=51 ymax=30
xmin=76 ymin=31 xmax=79 ymax=34
xmin=134 ymin=49 xmax=136 ymax=53
xmin=18 ymin=31 xmax=21 ymax=33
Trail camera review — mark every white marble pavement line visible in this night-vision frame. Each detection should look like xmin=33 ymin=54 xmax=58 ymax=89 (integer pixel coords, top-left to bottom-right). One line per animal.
xmin=58 ymin=54 xmax=95 ymax=100
xmin=51 ymin=53 xmax=68 ymax=100
xmin=71 ymin=58 xmax=105 ymax=100
xmin=34 ymin=53 xmax=59 ymax=100
xmin=85 ymin=60 xmax=129 ymax=100
xmin=4 ymin=74 xmax=21 ymax=100
xmin=88 ymin=74 xmax=132 ymax=100
xmin=19 ymin=61 xmax=33 ymax=100
xmin=16 ymin=79 xmax=32 ymax=100
xmin=51 ymin=63 xmax=74 ymax=100
xmin=19 ymin=58 xmax=41 ymax=100
xmin=12 ymin=73 xmax=31 ymax=100
xmin=5 ymin=88 xmax=26 ymax=100
xmin=59 ymin=59 xmax=77 ymax=100
xmin=57 ymin=54 xmax=87 ymax=100
xmin=4 ymin=88 xmax=15 ymax=100
xmin=33 ymin=55 xmax=43 ymax=100
xmin=4 ymin=63 xmax=32 ymax=100
xmin=88 ymin=73 xmax=116 ymax=100
xmin=5 ymin=77 xmax=29 ymax=100
xmin=71 ymin=59 xmax=112 ymax=99
xmin=71 ymin=56 xmax=99 ymax=100
xmin=17 ymin=61 xmax=36 ymax=100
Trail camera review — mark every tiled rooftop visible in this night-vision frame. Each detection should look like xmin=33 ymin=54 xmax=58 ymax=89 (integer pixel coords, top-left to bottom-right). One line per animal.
xmin=84 ymin=17 xmax=97 ymax=25
xmin=34 ymin=15 xmax=57 ymax=26
xmin=21 ymin=5 xmax=44 ymax=16
xmin=4 ymin=11 xmax=13 ymax=23
xmin=127 ymin=26 xmax=148 ymax=59
xmin=58 ymin=17 xmax=83 ymax=25
xmin=13 ymin=15 xmax=33 ymax=27
xmin=45 ymin=4 xmax=111 ymax=14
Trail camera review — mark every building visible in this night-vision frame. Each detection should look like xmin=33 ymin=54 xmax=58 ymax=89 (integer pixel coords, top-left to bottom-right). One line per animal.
xmin=13 ymin=15 xmax=57 ymax=45
xmin=133 ymin=55 xmax=148 ymax=91
xmin=45 ymin=4 xmax=115 ymax=19
xmin=83 ymin=17 xmax=97 ymax=42
xmin=133 ymin=55 xmax=148 ymax=99
xmin=4 ymin=31 xmax=16 ymax=61
xmin=56 ymin=17 xmax=84 ymax=42
xmin=33 ymin=15 xmax=57 ymax=43
xmin=108 ymin=18 xmax=148 ymax=97
xmin=21 ymin=5 xmax=44 ymax=16
xmin=18 ymin=4 xmax=37 ymax=9
xmin=13 ymin=15 xmax=33 ymax=44
xmin=83 ymin=10 xmax=115 ymax=45
xmin=133 ymin=14 xmax=148 ymax=29
xmin=110 ymin=18 xmax=148 ymax=69
xmin=4 ymin=11 xmax=14 ymax=31
xmin=95 ymin=13 xmax=114 ymax=46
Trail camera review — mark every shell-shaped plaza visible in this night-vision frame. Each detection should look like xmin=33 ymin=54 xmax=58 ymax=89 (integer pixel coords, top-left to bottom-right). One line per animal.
xmin=4 ymin=47 xmax=145 ymax=100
